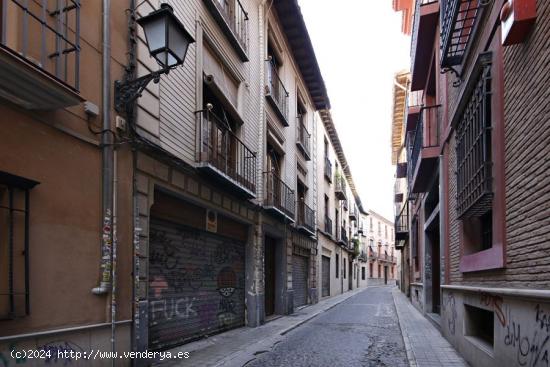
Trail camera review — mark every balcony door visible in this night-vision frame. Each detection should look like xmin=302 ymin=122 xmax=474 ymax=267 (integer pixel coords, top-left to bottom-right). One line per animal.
xmin=203 ymin=84 xmax=238 ymax=175
xmin=297 ymin=180 xmax=307 ymax=224
xmin=266 ymin=146 xmax=282 ymax=207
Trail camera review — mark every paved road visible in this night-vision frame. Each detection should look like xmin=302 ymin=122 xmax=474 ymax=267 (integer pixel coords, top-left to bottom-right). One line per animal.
xmin=245 ymin=286 xmax=409 ymax=367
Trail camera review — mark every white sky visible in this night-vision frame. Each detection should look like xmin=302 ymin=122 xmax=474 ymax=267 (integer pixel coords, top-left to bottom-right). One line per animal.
xmin=299 ymin=1 xmax=411 ymax=220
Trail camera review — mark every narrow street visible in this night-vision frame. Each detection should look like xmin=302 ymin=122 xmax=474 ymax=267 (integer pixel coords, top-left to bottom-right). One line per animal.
xmin=247 ymin=286 xmax=408 ymax=367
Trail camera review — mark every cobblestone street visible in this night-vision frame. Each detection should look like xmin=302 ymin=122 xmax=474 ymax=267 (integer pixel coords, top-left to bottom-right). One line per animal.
xmin=246 ymin=286 xmax=408 ymax=367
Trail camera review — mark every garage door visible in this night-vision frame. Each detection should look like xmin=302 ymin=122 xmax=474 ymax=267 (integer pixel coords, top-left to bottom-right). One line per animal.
xmin=293 ymin=255 xmax=309 ymax=307
xmin=321 ymin=256 xmax=330 ymax=297
xmin=148 ymin=218 xmax=245 ymax=350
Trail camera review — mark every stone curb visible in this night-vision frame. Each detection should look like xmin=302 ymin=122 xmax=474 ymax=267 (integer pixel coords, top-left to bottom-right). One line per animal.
xmin=392 ymin=289 xmax=417 ymax=367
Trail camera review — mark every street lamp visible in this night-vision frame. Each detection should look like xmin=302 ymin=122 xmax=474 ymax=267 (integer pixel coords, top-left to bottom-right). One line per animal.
xmin=114 ymin=3 xmax=195 ymax=113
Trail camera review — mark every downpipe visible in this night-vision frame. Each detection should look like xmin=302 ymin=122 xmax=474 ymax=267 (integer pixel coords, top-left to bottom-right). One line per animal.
xmin=92 ymin=0 xmax=113 ymax=296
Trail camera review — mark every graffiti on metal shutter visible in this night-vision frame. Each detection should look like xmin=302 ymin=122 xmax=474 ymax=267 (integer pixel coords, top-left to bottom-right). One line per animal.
xmin=148 ymin=220 xmax=245 ymax=350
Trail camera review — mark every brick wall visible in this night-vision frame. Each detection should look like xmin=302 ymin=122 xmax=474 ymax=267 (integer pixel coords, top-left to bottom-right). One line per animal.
xmin=447 ymin=1 xmax=550 ymax=288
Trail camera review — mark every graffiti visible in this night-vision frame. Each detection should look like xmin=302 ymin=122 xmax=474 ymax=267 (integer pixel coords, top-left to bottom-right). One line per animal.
xmin=536 ymin=304 xmax=550 ymax=334
xmin=150 ymin=297 xmax=197 ymax=321
xmin=217 ymin=267 xmax=237 ymax=298
xmin=504 ymin=320 xmax=550 ymax=367
xmin=444 ymin=292 xmax=457 ymax=335
xmin=480 ymin=292 xmax=507 ymax=327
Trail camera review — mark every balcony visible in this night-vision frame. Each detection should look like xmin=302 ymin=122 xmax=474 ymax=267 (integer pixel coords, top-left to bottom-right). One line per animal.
xmin=358 ymin=251 xmax=368 ymax=262
xmin=265 ymin=61 xmax=289 ymax=125
xmin=395 ymin=202 xmax=409 ymax=247
xmin=204 ymin=0 xmax=249 ymax=61
xmin=0 ymin=0 xmax=83 ymax=110
xmin=324 ymin=215 xmax=333 ymax=236
xmin=296 ymin=200 xmax=315 ymax=236
xmin=406 ymin=90 xmax=423 ymax=132
xmin=342 ymin=199 xmax=348 ymax=211
xmin=296 ymin=122 xmax=311 ymax=160
xmin=349 ymin=203 xmax=358 ymax=221
xmin=396 ymin=162 xmax=408 ymax=179
xmin=324 ymin=157 xmax=333 ymax=182
xmin=196 ymin=110 xmax=257 ymax=198
xmin=369 ymin=249 xmax=377 ymax=261
xmin=410 ymin=0 xmax=439 ymax=91
xmin=334 ymin=175 xmax=347 ymax=201
xmin=441 ymin=0 xmax=481 ymax=68
xmin=263 ymin=171 xmax=295 ymax=221
xmin=408 ymin=106 xmax=439 ymax=193
xmin=337 ymin=226 xmax=348 ymax=247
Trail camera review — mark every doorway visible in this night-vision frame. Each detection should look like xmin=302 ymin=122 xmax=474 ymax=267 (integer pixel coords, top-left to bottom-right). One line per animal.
xmin=348 ymin=259 xmax=352 ymax=290
xmin=264 ymin=236 xmax=277 ymax=317
xmin=428 ymin=229 xmax=441 ymax=314
xmin=384 ymin=266 xmax=388 ymax=285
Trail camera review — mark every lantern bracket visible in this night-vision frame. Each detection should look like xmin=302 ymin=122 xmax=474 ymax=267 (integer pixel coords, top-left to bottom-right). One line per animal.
xmin=114 ymin=66 xmax=170 ymax=113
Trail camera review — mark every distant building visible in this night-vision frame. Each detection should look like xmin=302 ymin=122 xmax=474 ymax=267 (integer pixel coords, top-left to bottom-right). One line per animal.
xmin=366 ymin=211 xmax=399 ymax=286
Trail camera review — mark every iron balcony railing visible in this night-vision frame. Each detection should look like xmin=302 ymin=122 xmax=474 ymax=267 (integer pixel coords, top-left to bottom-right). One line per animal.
xmin=408 ymin=106 xmax=439 ymax=183
xmin=296 ymin=121 xmax=311 ymax=159
xmin=324 ymin=157 xmax=333 ymax=182
xmin=1 ymin=0 xmax=81 ymax=90
xmin=297 ymin=199 xmax=315 ymax=234
xmin=440 ymin=0 xmax=481 ymax=68
xmin=266 ymin=61 xmax=289 ymax=121
xmin=340 ymin=226 xmax=348 ymax=245
xmin=358 ymin=251 xmax=368 ymax=262
xmin=324 ymin=215 xmax=333 ymax=236
xmin=343 ymin=199 xmax=348 ymax=211
xmin=212 ymin=0 xmax=249 ymax=53
xmin=197 ymin=109 xmax=256 ymax=194
xmin=334 ymin=175 xmax=347 ymax=200
xmin=395 ymin=201 xmax=409 ymax=236
xmin=263 ymin=171 xmax=295 ymax=219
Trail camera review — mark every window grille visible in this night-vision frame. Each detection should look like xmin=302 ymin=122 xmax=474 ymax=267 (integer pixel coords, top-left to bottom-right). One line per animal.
xmin=0 ymin=171 xmax=39 ymax=320
xmin=440 ymin=0 xmax=481 ymax=68
xmin=456 ymin=52 xmax=493 ymax=219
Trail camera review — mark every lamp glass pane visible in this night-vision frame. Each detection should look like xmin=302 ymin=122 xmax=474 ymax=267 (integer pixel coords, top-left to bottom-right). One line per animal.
xmin=154 ymin=51 xmax=169 ymax=68
xmin=143 ymin=16 xmax=167 ymax=54
xmin=167 ymin=19 xmax=190 ymax=65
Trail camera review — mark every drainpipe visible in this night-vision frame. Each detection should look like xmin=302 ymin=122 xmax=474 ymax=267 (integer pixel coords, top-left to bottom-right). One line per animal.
xmin=92 ymin=0 xmax=113 ymax=295
xmin=111 ymin=147 xmax=118 ymax=365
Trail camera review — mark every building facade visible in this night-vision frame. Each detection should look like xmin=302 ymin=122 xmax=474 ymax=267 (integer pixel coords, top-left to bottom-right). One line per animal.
xmin=0 ymin=0 xmax=134 ymax=361
xmin=393 ymin=0 xmax=549 ymax=366
xmin=315 ymin=110 xmax=366 ymax=299
xmin=0 ymin=0 xmax=368 ymax=364
xmin=366 ymin=211 xmax=398 ymax=286
xmin=130 ymin=0 xmax=331 ymax=352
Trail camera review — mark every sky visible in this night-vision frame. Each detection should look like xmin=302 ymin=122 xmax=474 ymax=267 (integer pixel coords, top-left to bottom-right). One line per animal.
xmin=298 ymin=0 xmax=411 ymax=220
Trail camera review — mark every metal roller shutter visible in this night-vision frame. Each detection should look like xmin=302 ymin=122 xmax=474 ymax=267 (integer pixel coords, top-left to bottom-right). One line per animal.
xmin=293 ymin=255 xmax=309 ymax=307
xmin=321 ymin=256 xmax=330 ymax=297
xmin=148 ymin=218 xmax=245 ymax=350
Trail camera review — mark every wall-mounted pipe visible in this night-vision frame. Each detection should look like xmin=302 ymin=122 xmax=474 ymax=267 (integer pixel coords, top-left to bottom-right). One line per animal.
xmin=92 ymin=0 xmax=113 ymax=296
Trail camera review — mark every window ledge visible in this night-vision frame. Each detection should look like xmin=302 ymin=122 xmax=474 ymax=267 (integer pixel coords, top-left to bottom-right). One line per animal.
xmin=460 ymin=246 xmax=504 ymax=273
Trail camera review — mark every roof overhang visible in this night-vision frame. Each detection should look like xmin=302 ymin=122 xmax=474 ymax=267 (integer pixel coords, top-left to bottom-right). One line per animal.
xmin=273 ymin=0 xmax=330 ymax=110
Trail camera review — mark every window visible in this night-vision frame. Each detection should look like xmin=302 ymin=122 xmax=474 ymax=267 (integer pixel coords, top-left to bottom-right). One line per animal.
xmin=385 ymin=225 xmax=388 ymax=239
xmin=456 ymin=52 xmax=493 ymax=220
xmin=1 ymin=171 xmax=39 ymax=319
xmin=335 ymin=253 xmax=339 ymax=278
xmin=362 ymin=267 xmax=366 ymax=280
xmin=465 ymin=305 xmax=494 ymax=351
xmin=369 ymin=217 xmax=373 ymax=231
xmin=377 ymin=222 xmax=381 ymax=236
xmin=456 ymin=32 xmax=505 ymax=273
